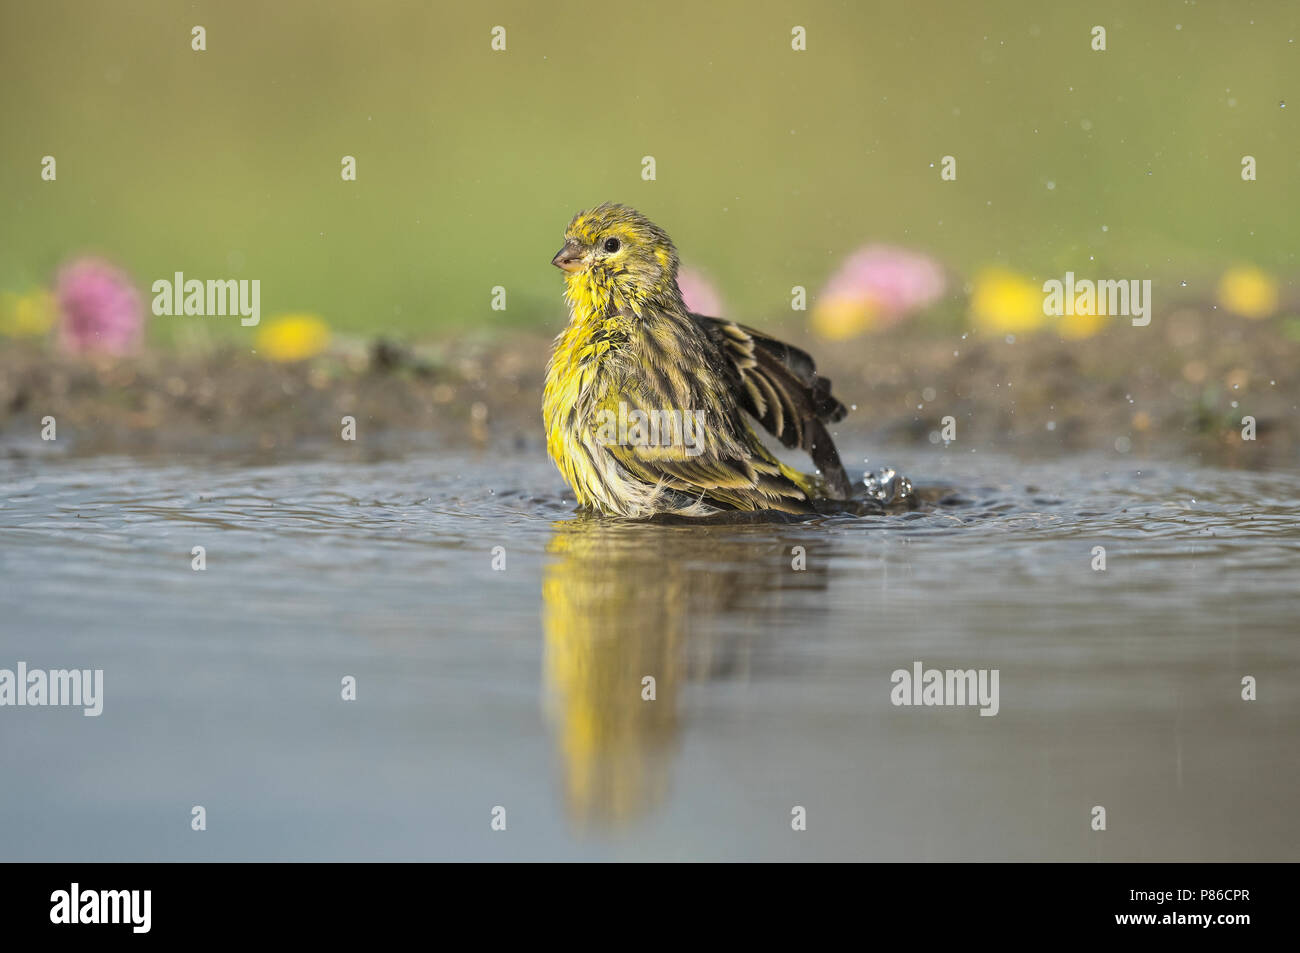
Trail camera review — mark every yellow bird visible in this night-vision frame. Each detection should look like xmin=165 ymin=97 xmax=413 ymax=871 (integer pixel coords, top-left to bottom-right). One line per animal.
xmin=543 ymin=203 xmax=851 ymax=517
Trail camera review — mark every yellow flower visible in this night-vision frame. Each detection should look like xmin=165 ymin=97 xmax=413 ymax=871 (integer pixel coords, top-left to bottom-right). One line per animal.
xmin=0 ymin=289 xmax=57 ymax=338
xmin=970 ymin=267 xmax=1044 ymax=333
xmin=1055 ymin=312 xmax=1107 ymax=338
xmin=256 ymin=314 xmax=330 ymax=362
xmin=1217 ymin=265 xmax=1278 ymax=319
xmin=811 ymin=294 xmax=883 ymax=340
xmin=1056 ymin=309 xmax=1109 ymax=339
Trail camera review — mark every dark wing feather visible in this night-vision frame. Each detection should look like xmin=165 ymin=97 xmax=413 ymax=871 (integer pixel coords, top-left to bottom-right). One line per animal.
xmin=694 ymin=314 xmax=852 ymax=500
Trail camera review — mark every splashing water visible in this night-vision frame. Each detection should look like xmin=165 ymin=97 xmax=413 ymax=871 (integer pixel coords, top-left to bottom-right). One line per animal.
xmin=862 ymin=466 xmax=915 ymax=504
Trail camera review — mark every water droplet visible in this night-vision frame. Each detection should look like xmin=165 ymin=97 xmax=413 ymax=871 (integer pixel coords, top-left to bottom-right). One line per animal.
xmin=862 ymin=467 xmax=913 ymax=504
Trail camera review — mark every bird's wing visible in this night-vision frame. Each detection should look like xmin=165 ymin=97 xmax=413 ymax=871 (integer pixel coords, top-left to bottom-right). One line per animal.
xmin=693 ymin=314 xmax=852 ymax=499
xmin=605 ymin=428 xmax=817 ymax=515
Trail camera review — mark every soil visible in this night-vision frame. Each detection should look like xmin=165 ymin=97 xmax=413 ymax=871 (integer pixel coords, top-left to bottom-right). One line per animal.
xmin=1 ymin=310 xmax=1295 ymax=468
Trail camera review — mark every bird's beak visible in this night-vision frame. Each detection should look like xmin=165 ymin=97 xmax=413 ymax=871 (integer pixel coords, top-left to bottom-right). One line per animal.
xmin=551 ymin=240 xmax=585 ymax=273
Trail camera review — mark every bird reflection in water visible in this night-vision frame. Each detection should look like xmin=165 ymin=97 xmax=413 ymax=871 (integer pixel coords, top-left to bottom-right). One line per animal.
xmin=541 ymin=513 xmax=831 ymax=828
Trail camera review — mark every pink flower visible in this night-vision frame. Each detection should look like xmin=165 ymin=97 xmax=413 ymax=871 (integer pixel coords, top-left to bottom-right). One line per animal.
xmin=676 ymin=266 xmax=725 ymax=316
xmin=818 ymin=246 xmax=946 ymax=329
xmin=55 ymin=257 xmax=145 ymax=355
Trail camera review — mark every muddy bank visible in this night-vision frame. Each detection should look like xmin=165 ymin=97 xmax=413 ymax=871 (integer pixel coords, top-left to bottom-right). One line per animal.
xmin=1 ymin=310 xmax=1295 ymax=467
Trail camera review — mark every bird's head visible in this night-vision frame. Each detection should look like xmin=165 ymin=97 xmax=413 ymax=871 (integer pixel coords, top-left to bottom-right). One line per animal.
xmin=552 ymin=203 xmax=682 ymax=310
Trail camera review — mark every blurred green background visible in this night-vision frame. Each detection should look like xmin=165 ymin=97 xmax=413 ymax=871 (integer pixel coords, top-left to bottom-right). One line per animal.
xmin=1 ymin=0 xmax=1296 ymax=343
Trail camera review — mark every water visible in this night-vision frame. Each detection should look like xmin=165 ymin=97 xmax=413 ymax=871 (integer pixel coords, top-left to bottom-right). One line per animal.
xmin=1 ymin=448 xmax=1297 ymax=860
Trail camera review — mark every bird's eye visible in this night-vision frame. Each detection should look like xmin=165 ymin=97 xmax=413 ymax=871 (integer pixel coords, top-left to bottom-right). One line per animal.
xmin=603 ymin=237 xmax=621 ymax=253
